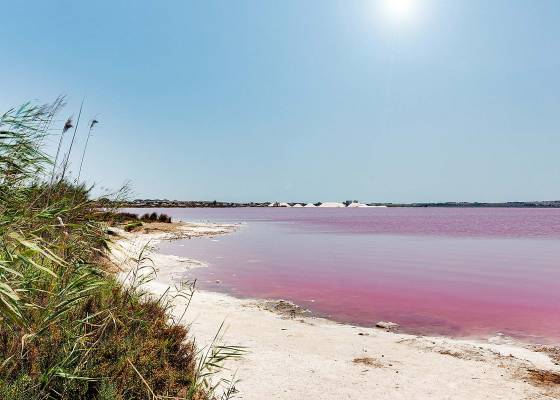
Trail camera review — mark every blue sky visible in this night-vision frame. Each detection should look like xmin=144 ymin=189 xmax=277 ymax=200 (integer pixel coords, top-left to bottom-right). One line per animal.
xmin=1 ymin=0 xmax=559 ymax=203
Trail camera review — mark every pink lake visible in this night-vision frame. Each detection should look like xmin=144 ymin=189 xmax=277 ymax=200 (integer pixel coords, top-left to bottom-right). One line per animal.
xmin=126 ymin=207 xmax=560 ymax=343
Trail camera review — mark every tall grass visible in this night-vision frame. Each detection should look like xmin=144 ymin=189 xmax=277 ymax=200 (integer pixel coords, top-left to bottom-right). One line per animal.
xmin=0 ymin=100 xmax=240 ymax=399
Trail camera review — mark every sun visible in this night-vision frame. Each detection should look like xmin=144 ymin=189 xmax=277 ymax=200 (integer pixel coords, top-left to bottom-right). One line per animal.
xmin=380 ymin=0 xmax=420 ymax=26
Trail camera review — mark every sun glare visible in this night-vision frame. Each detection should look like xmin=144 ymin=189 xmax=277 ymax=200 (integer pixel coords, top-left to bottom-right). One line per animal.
xmin=379 ymin=0 xmax=421 ymax=27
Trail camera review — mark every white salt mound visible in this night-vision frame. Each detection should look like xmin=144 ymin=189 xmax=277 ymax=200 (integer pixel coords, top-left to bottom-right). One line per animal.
xmin=347 ymin=202 xmax=369 ymax=208
xmin=318 ymin=202 xmax=345 ymax=208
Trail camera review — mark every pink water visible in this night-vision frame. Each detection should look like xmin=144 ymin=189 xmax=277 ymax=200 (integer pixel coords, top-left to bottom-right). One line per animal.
xmin=126 ymin=208 xmax=560 ymax=343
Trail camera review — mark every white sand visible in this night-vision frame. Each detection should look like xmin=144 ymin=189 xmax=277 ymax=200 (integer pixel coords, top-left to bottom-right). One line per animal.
xmin=111 ymin=223 xmax=560 ymax=400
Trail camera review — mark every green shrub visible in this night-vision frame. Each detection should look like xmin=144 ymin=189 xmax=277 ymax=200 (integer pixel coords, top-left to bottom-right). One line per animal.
xmin=113 ymin=212 xmax=139 ymax=222
xmin=157 ymin=213 xmax=172 ymax=223
xmin=139 ymin=212 xmax=171 ymax=223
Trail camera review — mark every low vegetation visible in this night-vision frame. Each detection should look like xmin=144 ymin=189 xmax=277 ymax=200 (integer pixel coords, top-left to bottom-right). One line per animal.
xmin=0 ymin=100 xmax=238 ymax=399
xmin=140 ymin=212 xmax=172 ymax=224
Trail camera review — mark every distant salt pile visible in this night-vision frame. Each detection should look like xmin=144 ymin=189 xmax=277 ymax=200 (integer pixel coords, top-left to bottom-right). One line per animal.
xmin=278 ymin=202 xmax=291 ymax=207
xmin=292 ymin=203 xmax=303 ymax=208
xmin=318 ymin=202 xmax=345 ymax=208
xmin=347 ymin=202 xmax=369 ymax=208
xmin=304 ymin=203 xmax=317 ymax=208
xmin=268 ymin=202 xmax=278 ymax=207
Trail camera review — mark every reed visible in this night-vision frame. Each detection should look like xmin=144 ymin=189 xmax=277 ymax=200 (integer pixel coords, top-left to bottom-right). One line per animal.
xmin=50 ymin=116 xmax=73 ymax=183
xmin=59 ymin=98 xmax=84 ymax=182
xmin=0 ymin=100 xmax=240 ymax=400
xmin=76 ymin=118 xmax=98 ymax=184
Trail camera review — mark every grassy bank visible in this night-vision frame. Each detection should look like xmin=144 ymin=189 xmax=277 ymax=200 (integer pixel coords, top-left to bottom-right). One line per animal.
xmin=0 ymin=101 xmax=233 ymax=399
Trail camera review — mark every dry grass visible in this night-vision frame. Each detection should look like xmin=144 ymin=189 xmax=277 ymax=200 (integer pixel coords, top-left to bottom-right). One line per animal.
xmin=139 ymin=221 xmax=185 ymax=234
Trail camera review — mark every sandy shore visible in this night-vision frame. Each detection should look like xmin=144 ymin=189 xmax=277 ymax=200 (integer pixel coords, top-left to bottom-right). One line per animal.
xmin=110 ymin=222 xmax=560 ymax=400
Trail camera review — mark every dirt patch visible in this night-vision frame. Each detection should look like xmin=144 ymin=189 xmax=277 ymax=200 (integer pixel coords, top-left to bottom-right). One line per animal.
xmin=438 ymin=349 xmax=466 ymax=359
xmin=526 ymin=369 xmax=560 ymax=386
xmin=112 ymin=221 xmax=184 ymax=235
xmin=258 ymin=300 xmax=310 ymax=319
xmin=140 ymin=221 xmax=182 ymax=233
xmin=352 ymin=357 xmax=384 ymax=368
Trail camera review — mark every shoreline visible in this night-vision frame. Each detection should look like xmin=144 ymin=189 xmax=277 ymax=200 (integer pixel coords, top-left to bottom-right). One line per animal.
xmin=110 ymin=221 xmax=560 ymax=399
xmin=122 ymin=201 xmax=560 ymax=208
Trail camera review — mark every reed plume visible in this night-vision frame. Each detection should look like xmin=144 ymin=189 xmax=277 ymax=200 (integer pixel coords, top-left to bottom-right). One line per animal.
xmin=50 ymin=116 xmax=73 ymax=184
xmin=59 ymin=98 xmax=84 ymax=182
xmin=76 ymin=117 xmax=98 ymax=184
